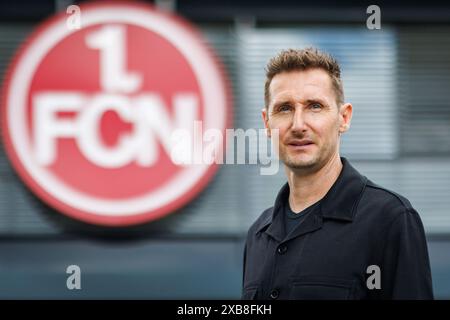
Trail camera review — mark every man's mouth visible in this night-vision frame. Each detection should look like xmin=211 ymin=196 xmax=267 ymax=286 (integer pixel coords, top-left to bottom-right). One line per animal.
xmin=287 ymin=139 xmax=314 ymax=150
xmin=288 ymin=139 xmax=314 ymax=146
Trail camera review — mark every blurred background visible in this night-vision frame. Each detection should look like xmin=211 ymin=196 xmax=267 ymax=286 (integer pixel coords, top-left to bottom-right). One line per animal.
xmin=1 ymin=0 xmax=450 ymax=299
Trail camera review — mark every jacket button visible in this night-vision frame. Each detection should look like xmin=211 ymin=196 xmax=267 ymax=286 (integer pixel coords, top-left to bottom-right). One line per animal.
xmin=270 ymin=289 xmax=279 ymax=299
xmin=277 ymin=245 xmax=287 ymax=254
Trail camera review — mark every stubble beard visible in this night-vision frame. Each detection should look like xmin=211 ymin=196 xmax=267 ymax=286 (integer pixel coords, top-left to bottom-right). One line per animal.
xmin=281 ymin=148 xmax=319 ymax=171
xmin=280 ymin=140 xmax=337 ymax=172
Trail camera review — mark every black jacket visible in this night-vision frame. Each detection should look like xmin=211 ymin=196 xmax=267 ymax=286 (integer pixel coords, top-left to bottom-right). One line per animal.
xmin=242 ymin=158 xmax=434 ymax=300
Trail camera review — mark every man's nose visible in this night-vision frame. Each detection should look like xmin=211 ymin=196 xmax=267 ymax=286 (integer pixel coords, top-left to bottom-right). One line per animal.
xmin=291 ymin=107 xmax=307 ymax=132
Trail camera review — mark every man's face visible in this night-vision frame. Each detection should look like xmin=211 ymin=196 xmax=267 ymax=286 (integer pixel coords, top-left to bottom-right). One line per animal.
xmin=262 ymin=69 xmax=352 ymax=171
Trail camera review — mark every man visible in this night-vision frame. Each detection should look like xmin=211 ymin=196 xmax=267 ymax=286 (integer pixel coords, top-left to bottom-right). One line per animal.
xmin=242 ymin=47 xmax=433 ymax=300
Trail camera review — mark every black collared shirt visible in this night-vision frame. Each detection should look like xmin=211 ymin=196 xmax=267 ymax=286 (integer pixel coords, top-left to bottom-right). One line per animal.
xmin=242 ymin=157 xmax=434 ymax=300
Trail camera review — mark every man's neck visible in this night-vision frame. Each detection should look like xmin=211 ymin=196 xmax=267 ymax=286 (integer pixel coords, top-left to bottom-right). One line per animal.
xmin=286 ymin=153 xmax=343 ymax=213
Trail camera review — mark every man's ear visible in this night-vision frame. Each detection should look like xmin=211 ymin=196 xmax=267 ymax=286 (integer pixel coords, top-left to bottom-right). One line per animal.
xmin=262 ymin=107 xmax=271 ymax=137
xmin=339 ymin=103 xmax=353 ymax=134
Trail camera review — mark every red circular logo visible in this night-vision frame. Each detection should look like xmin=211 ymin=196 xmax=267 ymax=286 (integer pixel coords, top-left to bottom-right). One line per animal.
xmin=1 ymin=2 xmax=231 ymax=226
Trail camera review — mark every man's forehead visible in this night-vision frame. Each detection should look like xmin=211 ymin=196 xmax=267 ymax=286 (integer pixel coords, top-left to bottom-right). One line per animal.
xmin=269 ymin=69 xmax=334 ymax=102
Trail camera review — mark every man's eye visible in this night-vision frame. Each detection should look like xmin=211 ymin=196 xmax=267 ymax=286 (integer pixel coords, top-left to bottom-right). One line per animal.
xmin=310 ymin=103 xmax=322 ymax=110
xmin=279 ymin=105 xmax=291 ymax=112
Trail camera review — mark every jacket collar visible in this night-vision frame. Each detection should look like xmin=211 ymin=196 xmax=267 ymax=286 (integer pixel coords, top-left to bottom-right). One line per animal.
xmin=257 ymin=157 xmax=367 ymax=235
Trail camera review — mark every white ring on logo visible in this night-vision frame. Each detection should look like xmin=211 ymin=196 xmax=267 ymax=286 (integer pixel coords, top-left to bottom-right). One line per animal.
xmin=7 ymin=6 xmax=226 ymax=217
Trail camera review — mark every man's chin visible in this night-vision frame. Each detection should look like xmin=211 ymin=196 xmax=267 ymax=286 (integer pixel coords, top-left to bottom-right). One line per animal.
xmin=282 ymin=156 xmax=318 ymax=170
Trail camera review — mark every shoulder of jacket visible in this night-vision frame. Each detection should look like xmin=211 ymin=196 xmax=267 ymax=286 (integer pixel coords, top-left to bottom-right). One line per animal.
xmin=364 ymin=179 xmax=415 ymax=213
xmin=247 ymin=206 xmax=274 ymax=235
